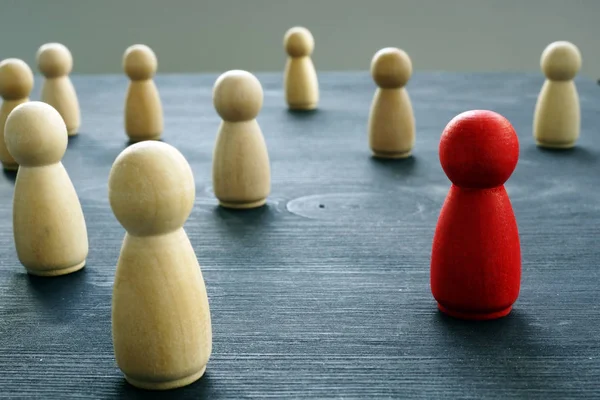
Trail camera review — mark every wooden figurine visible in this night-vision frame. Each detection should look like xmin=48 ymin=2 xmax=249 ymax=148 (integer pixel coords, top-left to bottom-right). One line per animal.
xmin=0 ymin=58 xmax=33 ymax=171
xmin=37 ymin=43 xmax=81 ymax=136
xmin=109 ymin=141 xmax=212 ymax=390
xmin=212 ymin=70 xmax=271 ymax=209
xmin=284 ymin=27 xmax=319 ymax=110
xmin=533 ymin=41 xmax=581 ymax=149
xmin=4 ymin=101 xmax=88 ymax=276
xmin=431 ymin=110 xmax=521 ymax=320
xmin=368 ymin=47 xmax=415 ymax=158
xmin=123 ymin=44 xmax=163 ymax=142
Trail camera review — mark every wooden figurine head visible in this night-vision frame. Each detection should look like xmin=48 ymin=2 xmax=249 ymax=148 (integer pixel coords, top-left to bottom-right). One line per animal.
xmin=123 ymin=44 xmax=157 ymax=81
xmin=284 ymin=27 xmax=314 ymax=58
xmin=4 ymin=101 xmax=68 ymax=167
xmin=0 ymin=58 xmax=34 ymax=100
xmin=541 ymin=41 xmax=581 ymax=82
xmin=212 ymin=70 xmax=263 ymax=122
xmin=36 ymin=43 xmax=73 ymax=78
xmin=370 ymin=47 xmax=412 ymax=89
xmin=108 ymin=141 xmax=195 ymax=237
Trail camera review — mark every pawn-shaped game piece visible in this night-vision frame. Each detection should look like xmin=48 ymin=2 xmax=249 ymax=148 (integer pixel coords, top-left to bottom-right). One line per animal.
xmin=283 ymin=27 xmax=319 ymax=110
xmin=5 ymin=101 xmax=88 ymax=276
xmin=533 ymin=41 xmax=581 ymax=149
xmin=368 ymin=47 xmax=415 ymax=158
xmin=109 ymin=141 xmax=212 ymax=390
xmin=430 ymin=110 xmax=521 ymax=320
xmin=212 ymin=70 xmax=271 ymax=209
xmin=0 ymin=58 xmax=33 ymax=170
xmin=37 ymin=43 xmax=81 ymax=136
xmin=123 ymin=44 xmax=163 ymax=142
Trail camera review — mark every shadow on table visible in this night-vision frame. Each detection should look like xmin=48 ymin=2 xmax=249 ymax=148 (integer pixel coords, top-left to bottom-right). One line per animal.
xmin=523 ymin=144 xmax=598 ymax=163
xmin=67 ymin=133 xmax=81 ymax=149
xmin=125 ymin=138 xmax=165 ymax=148
xmin=115 ymin=371 xmax=217 ymax=399
xmin=368 ymin=154 xmax=419 ymax=179
xmin=212 ymin=202 xmax=279 ymax=225
xmin=212 ymin=203 xmax=278 ymax=241
xmin=26 ymin=267 xmax=88 ymax=322
xmin=208 ymin=203 xmax=280 ymax=261
xmin=285 ymin=108 xmax=320 ymax=118
xmin=2 ymin=169 xmax=16 ymax=183
xmin=433 ymin=308 xmax=567 ymax=393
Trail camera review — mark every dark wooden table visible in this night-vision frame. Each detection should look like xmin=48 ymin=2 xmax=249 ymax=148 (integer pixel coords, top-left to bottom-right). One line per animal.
xmin=1 ymin=71 xmax=599 ymax=399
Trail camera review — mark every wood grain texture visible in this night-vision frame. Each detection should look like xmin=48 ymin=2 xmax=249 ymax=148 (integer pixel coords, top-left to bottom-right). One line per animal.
xmin=0 ymin=72 xmax=599 ymax=399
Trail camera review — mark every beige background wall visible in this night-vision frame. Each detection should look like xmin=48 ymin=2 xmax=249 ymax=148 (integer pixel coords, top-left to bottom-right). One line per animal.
xmin=1 ymin=0 xmax=598 ymax=78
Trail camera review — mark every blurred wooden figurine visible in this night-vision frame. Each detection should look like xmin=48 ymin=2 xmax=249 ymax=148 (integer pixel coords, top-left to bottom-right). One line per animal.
xmin=533 ymin=41 xmax=581 ymax=149
xmin=123 ymin=44 xmax=163 ymax=142
xmin=368 ymin=47 xmax=415 ymax=158
xmin=0 ymin=58 xmax=33 ymax=170
xmin=37 ymin=43 xmax=81 ymax=136
xmin=284 ymin=27 xmax=319 ymax=110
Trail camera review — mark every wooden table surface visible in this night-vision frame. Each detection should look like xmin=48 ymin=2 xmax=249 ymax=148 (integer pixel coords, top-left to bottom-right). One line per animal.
xmin=1 ymin=71 xmax=599 ymax=399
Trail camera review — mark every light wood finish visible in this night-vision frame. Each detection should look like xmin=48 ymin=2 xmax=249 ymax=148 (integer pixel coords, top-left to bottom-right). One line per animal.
xmin=368 ymin=47 xmax=415 ymax=159
xmin=212 ymin=70 xmax=271 ymax=209
xmin=533 ymin=41 xmax=581 ymax=149
xmin=37 ymin=43 xmax=81 ymax=136
xmin=0 ymin=58 xmax=33 ymax=171
xmin=284 ymin=27 xmax=319 ymax=110
xmin=123 ymin=44 xmax=163 ymax=142
xmin=109 ymin=141 xmax=212 ymax=391
xmin=4 ymin=101 xmax=88 ymax=276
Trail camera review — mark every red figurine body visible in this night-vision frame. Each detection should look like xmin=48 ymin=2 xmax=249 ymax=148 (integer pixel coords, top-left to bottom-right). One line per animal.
xmin=430 ymin=110 xmax=521 ymax=320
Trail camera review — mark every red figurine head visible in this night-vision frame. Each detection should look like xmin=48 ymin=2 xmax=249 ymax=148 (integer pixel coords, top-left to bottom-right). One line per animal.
xmin=439 ymin=110 xmax=519 ymax=189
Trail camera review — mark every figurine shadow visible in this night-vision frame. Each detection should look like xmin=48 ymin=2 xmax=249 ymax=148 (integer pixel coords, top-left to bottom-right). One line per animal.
xmin=115 ymin=370 xmax=217 ymax=399
xmin=368 ymin=154 xmax=419 ymax=180
xmin=2 ymin=169 xmax=16 ymax=183
xmin=213 ymin=201 xmax=274 ymax=217
xmin=125 ymin=138 xmax=165 ymax=148
xmin=285 ymin=108 xmax=320 ymax=119
xmin=67 ymin=134 xmax=81 ymax=149
xmin=524 ymin=144 xmax=598 ymax=164
xmin=433 ymin=308 xmax=567 ymax=393
xmin=25 ymin=267 xmax=88 ymax=323
xmin=211 ymin=202 xmax=278 ymax=237
xmin=205 ymin=203 xmax=281 ymax=265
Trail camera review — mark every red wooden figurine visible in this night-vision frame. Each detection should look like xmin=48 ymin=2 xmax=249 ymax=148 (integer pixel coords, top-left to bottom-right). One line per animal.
xmin=430 ymin=110 xmax=521 ymax=320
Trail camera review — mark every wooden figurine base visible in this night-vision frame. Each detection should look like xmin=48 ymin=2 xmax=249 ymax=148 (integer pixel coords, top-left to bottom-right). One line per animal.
xmin=219 ymin=198 xmax=267 ymax=209
xmin=27 ymin=260 xmax=86 ymax=277
xmin=437 ymin=303 xmax=513 ymax=321
xmin=125 ymin=366 xmax=206 ymax=391
xmin=535 ymin=140 xmax=575 ymax=149
xmin=288 ymin=103 xmax=317 ymax=111
xmin=371 ymin=150 xmax=412 ymax=159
